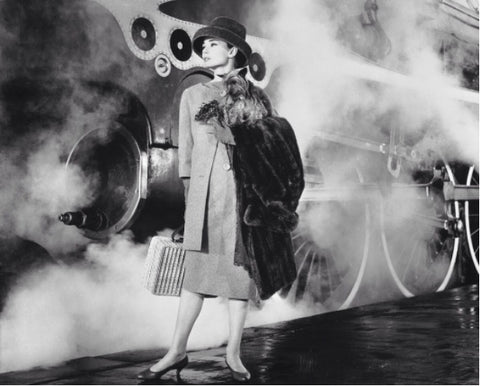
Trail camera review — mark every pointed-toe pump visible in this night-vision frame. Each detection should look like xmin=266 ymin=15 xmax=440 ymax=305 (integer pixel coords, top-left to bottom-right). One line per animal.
xmin=137 ymin=355 xmax=189 ymax=381
xmin=225 ymin=358 xmax=251 ymax=382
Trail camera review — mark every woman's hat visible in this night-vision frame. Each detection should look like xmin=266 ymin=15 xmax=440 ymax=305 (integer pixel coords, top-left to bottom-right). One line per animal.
xmin=192 ymin=16 xmax=252 ymax=67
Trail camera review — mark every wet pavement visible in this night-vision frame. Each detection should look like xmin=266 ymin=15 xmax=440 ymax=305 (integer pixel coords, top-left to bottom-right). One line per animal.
xmin=0 ymin=284 xmax=478 ymax=385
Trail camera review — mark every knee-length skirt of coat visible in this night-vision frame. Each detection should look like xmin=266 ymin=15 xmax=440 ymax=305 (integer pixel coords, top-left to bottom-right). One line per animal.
xmin=183 ymin=141 xmax=255 ymax=300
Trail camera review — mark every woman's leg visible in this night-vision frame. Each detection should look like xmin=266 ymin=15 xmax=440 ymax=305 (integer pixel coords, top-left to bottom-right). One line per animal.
xmin=226 ymin=298 xmax=249 ymax=372
xmin=150 ymin=289 xmax=204 ymax=371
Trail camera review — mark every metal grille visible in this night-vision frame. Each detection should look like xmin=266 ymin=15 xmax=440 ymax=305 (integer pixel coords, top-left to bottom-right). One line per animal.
xmin=143 ymin=236 xmax=185 ymax=296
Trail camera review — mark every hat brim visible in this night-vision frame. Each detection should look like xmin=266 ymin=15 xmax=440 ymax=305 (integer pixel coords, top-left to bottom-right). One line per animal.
xmin=193 ymin=26 xmax=251 ymax=67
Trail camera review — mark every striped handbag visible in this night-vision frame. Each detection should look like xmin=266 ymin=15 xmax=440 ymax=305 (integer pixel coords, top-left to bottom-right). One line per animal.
xmin=143 ymin=234 xmax=186 ymax=296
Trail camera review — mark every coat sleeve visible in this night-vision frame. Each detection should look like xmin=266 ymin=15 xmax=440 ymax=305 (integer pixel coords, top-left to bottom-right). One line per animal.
xmin=178 ymin=89 xmax=193 ymax=179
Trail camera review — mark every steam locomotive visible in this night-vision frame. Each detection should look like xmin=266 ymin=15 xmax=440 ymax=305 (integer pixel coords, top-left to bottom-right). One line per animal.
xmin=1 ymin=0 xmax=478 ymax=311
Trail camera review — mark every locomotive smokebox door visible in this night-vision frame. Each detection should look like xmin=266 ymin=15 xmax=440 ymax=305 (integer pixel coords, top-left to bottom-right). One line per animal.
xmin=63 ymin=123 xmax=147 ymax=240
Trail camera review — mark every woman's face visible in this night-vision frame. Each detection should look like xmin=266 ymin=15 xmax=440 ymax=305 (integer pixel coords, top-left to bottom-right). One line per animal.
xmin=201 ymin=38 xmax=234 ymax=70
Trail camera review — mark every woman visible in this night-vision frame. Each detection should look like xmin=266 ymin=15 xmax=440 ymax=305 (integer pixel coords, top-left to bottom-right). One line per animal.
xmin=138 ymin=16 xmax=255 ymax=382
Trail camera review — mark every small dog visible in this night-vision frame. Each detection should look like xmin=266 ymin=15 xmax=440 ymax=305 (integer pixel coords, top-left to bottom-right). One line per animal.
xmin=195 ymin=68 xmax=273 ymax=127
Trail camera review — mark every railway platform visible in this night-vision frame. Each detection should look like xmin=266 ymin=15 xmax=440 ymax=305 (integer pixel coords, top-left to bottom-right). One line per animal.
xmin=0 ymin=284 xmax=478 ymax=385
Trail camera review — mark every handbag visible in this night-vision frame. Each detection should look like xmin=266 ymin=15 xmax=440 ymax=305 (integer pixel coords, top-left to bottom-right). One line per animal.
xmin=143 ymin=228 xmax=185 ymax=296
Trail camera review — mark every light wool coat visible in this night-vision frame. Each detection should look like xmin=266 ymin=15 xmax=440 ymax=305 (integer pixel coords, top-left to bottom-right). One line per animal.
xmin=178 ymin=81 xmax=254 ymax=299
xmin=178 ymin=81 xmax=235 ymax=251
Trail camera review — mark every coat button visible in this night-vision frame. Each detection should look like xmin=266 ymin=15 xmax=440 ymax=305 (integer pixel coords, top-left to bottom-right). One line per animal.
xmin=223 ymin=163 xmax=231 ymax=171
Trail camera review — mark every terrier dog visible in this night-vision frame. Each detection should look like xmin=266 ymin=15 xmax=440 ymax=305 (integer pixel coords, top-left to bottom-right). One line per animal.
xmin=195 ymin=68 xmax=273 ymax=127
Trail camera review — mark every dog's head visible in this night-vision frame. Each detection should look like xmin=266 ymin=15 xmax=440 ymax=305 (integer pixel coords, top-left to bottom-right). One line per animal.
xmin=223 ymin=67 xmax=250 ymax=101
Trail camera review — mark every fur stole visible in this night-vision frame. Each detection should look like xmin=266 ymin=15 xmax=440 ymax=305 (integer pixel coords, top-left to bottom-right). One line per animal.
xmin=230 ymin=117 xmax=305 ymax=300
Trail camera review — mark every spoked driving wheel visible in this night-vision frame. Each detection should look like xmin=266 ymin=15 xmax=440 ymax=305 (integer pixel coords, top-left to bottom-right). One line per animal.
xmin=381 ymin=160 xmax=460 ymax=297
xmin=281 ymin=163 xmax=370 ymax=311
xmin=452 ymin=164 xmax=479 ymax=274
xmin=464 ymin=166 xmax=479 ymax=273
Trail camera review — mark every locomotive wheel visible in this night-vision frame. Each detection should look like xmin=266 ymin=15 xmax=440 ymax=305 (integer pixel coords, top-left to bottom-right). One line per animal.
xmin=381 ymin=162 xmax=460 ymax=297
xmin=281 ymin=168 xmax=370 ymax=311
xmin=464 ymin=166 xmax=479 ymax=273
xmin=454 ymin=165 xmax=480 ymax=274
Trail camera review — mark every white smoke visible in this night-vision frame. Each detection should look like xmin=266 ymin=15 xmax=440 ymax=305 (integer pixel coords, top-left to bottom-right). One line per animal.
xmin=266 ymin=0 xmax=478 ymax=162
xmin=252 ymin=0 xmax=478 ymax=306
xmin=0 ymin=0 xmax=155 ymax=255
xmin=0 ymin=141 xmax=96 ymax=254
xmin=0 ymin=231 xmax=313 ymax=372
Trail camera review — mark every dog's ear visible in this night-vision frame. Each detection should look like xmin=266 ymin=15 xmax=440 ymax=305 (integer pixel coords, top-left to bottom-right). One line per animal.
xmin=247 ymin=80 xmax=255 ymax=97
xmin=229 ymin=68 xmax=239 ymax=77
xmin=228 ymin=67 xmax=247 ymax=79
xmin=238 ymin=67 xmax=248 ymax=78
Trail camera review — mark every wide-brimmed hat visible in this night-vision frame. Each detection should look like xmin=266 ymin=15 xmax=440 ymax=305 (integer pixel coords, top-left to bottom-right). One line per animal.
xmin=192 ymin=16 xmax=252 ymax=67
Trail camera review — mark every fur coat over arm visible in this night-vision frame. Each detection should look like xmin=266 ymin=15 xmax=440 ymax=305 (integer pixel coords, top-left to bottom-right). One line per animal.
xmin=229 ymin=116 xmax=305 ymax=300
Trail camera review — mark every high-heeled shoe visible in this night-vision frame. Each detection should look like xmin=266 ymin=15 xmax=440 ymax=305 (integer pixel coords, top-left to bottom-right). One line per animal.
xmin=225 ymin=357 xmax=251 ymax=382
xmin=137 ymin=355 xmax=189 ymax=381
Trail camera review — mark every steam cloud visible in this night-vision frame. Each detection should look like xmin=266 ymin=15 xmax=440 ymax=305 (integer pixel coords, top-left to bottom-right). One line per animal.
xmin=0 ymin=0 xmax=157 ymax=253
xmin=0 ymin=0 xmax=165 ymax=371
xmin=0 ymin=231 xmax=308 ymax=372
xmin=265 ymin=0 xmax=478 ymax=163
xmin=0 ymin=0 xmax=478 ymax=374
xmin=256 ymin=0 xmax=478 ymax=303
